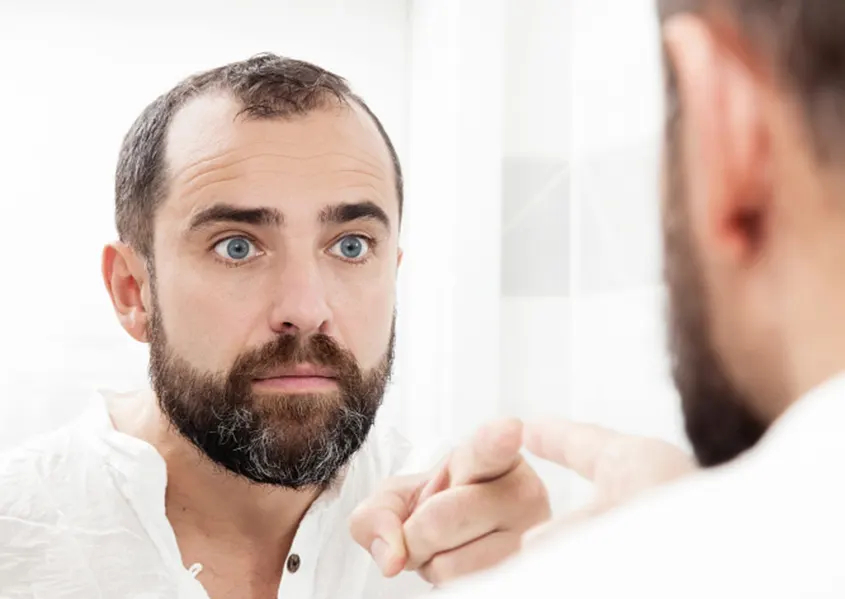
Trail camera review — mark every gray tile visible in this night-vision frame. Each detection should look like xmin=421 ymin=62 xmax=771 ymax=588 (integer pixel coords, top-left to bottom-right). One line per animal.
xmin=500 ymin=156 xmax=569 ymax=297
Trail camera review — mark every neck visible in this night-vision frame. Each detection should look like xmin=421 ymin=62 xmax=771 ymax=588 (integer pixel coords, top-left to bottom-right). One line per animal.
xmin=778 ymin=168 xmax=845 ymax=414
xmin=112 ymin=391 xmax=320 ymax=554
xmin=784 ymin=270 xmax=845 ymax=413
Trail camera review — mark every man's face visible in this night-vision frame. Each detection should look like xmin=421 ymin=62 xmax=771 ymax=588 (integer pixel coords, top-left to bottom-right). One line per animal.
xmin=146 ymin=93 xmax=401 ymax=487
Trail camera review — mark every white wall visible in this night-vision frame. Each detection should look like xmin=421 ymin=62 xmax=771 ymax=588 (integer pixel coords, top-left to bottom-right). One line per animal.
xmin=568 ymin=0 xmax=683 ymax=446
xmin=500 ymin=0 xmax=573 ymax=419
xmin=398 ymin=0 xmax=507 ymax=443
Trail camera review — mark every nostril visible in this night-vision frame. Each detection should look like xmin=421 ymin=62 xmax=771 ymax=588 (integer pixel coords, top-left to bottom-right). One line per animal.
xmin=270 ymin=319 xmax=303 ymax=336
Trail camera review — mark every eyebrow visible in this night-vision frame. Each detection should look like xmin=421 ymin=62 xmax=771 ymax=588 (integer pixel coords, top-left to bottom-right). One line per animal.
xmin=186 ymin=200 xmax=390 ymax=234
xmin=319 ymin=201 xmax=390 ymax=229
xmin=188 ymin=204 xmax=283 ymax=231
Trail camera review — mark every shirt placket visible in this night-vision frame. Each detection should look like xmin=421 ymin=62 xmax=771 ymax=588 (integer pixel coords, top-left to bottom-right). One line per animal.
xmin=276 ymin=505 xmax=325 ymax=598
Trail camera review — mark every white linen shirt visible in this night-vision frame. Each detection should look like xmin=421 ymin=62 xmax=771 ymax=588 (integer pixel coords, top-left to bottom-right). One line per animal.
xmin=0 ymin=390 xmax=442 ymax=598
xmin=436 ymin=372 xmax=845 ymax=599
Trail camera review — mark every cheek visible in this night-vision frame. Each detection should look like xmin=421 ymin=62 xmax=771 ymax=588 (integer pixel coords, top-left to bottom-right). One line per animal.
xmin=153 ymin=263 xmax=265 ymax=370
xmin=325 ymin=267 xmax=395 ymax=367
xmin=702 ymin=260 xmax=754 ymax=383
xmin=707 ymin=263 xmax=786 ymax=403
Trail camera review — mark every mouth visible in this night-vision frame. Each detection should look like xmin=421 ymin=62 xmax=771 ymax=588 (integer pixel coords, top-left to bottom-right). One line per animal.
xmin=252 ymin=364 xmax=339 ymax=393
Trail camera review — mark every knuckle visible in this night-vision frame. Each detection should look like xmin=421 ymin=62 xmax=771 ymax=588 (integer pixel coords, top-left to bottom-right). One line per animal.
xmin=504 ymin=471 xmax=550 ymax=528
xmin=514 ymin=471 xmax=547 ymax=507
xmin=418 ymin=563 xmax=437 ymax=585
xmin=420 ymin=554 xmax=458 ymax=586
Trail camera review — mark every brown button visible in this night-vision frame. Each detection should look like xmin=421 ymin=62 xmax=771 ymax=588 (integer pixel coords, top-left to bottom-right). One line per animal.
xmin=286 ymin=553 xmax=301 ymax=573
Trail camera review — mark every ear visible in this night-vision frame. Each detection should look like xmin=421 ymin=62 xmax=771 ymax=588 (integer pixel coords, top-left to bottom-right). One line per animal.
xmin=102 ymin=242 xmax=153 ymax=343
xmin=396 ymin=247 xmax=404 ymax=269
xmin=663 ymin=13 xmax=770 ymax=265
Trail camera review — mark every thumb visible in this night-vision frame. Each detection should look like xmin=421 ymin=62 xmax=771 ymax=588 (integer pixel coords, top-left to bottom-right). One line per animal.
xmin=447 ymin=418 xmax=524 ymax=486
xmin=408 ymin=419 xmax=524 ymax=513
xmin=349 ymin=474 xmax=426 ymax=577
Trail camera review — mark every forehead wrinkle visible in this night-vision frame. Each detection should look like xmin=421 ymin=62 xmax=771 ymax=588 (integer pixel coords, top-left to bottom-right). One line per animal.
xmin=173 ymin=149 xmax=389 ymax=199
xmin=331 ymin=182 xmax=389 ymax=203
xmin=177 ymin=171 xmax=390 ymax=211
xmin=174 ymin=145 xmax=387 ymax=183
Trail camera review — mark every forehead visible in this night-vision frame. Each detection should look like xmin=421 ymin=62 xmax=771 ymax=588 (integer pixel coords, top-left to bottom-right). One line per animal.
xmin=160 ymin=91 xmax=397 ymax=221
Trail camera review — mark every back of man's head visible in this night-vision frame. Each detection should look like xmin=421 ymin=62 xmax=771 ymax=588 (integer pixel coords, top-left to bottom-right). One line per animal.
xmin=659 ymin=1 xmax=845 ymax=159
xmin=657 ymin=0 xmax=845 ymax=465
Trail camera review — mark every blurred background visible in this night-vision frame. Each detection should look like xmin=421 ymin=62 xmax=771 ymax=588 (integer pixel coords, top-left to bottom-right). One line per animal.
xmin=0 ymin=0 xmax=684 ymax=510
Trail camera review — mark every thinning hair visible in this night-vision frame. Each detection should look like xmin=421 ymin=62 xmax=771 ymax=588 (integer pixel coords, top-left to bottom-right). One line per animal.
xmin=658 ymin=0 xmax=845 ymax=162
xmin=115 ymin=53 xmax=403 ymax=258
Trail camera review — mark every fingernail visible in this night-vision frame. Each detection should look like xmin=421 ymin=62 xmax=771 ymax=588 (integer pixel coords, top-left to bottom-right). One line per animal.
xmin=370 ymin=538 xmax=392 ymax=574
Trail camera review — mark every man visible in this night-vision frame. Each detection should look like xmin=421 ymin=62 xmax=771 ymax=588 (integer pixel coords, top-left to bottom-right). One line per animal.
xmin=439 ymin=0 xmax=845 ymax=597
xmin=0 ymin=54 xmax=550 ymax=598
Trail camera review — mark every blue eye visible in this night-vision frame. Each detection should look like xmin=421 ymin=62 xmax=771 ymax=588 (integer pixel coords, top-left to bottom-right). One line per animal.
xmin=330 ymin=235 xmax=370 ymax=261
xmin=214 ymin=236 xmax=258 ymax=262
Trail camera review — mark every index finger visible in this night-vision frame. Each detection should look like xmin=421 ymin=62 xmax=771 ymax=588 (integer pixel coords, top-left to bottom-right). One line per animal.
xmin=524 ymin=418 xmax=629 ymax=481
xmin=447 ymin=418 xmax=524 ymax=486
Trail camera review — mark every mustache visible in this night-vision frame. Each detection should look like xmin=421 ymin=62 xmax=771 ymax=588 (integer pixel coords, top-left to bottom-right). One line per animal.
xmin=230 ymin=333 xmax=361 ymax=381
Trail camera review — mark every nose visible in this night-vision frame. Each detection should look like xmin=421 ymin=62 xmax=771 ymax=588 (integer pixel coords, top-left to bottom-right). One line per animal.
xmin=269 ymin=254 xmax=331 ymax=337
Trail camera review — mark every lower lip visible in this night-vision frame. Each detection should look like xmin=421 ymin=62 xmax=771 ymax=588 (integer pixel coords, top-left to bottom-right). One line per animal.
xmin=252 ymin=376 xmax=338 ymax=393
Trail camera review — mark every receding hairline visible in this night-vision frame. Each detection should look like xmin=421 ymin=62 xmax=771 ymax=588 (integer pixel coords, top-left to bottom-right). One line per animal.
xmin=114 ymin=54 xmax=405 ymax=259
xmin=159 ymin=87 xmax=398 ymax=194
xmin=149 ymin=89 xmax=400 ymax=242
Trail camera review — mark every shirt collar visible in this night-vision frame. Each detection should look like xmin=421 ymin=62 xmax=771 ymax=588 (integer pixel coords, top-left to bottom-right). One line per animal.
xmin=754 ymin=370 xmax=845 ymax=456
xmin=76 ymin=388 xmax=352 ymax=513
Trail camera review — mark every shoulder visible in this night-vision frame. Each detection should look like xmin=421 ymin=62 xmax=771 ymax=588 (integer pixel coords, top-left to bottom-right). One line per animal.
xmin=0 ymin=415 xmax=119 ymax=527
xmin=438 ymin=451 xmax=845 ymax=599
xmin=0 ymin=427 xmax=84 ymax=510
xmin=431 ymin=474 xmax=722 ymax=598
xmin=0 ymin=390 xmax=119 ymax=502
xmin=0 ymin=427 xmax=97 ymax=589
xmin=0 ymin=414 xmax=171 ymax=595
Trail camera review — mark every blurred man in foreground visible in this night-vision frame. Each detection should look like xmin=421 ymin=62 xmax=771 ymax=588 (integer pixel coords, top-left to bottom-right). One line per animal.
xmin=439 ymin=0 xmax=845 ymax=596
xmin=0 ymin=54 xmax=549 ymax=598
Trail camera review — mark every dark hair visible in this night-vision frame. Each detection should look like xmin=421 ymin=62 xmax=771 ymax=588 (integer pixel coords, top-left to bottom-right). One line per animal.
xmin=115 ymin=53 xmax=403 ymax=258
xmin=658 ymin=0 xmax=845 ymax=162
